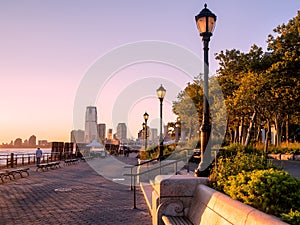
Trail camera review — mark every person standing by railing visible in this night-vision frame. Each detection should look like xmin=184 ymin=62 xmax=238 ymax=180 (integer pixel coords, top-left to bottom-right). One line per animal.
xmin=36 ymin=147 xmax=42 ymax=165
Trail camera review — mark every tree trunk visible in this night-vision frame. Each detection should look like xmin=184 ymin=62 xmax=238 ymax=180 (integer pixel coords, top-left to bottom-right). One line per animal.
xmin=279 ymin=121 xmax=285 ymax=147
xmin=239 ymin=117 xmax=244 ymax=144
xmin=286 ymin=115 xmax=289 ymax=145
xmin=188 ymin=121 xmax=192 ymax=141
xmin=231 ymin=129 xmax=235 ymax=143
xmin=274 ymin=116 xmax=282 ymax=147
xmin=234 ymin=125 xmax=239 ymax=143
xmin=244 ymin=112 xmax=256 ymax=146
xmin=225 ymin=116 xmax=231 ymax=144
xmin=264 ymin=120 xmax=270 ymax=153
xmin=256 ymin=124 xmax=261 ymax=143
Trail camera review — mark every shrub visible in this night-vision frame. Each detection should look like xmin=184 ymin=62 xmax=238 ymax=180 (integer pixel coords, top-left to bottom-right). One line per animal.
xmin=209 ymin=152 xmax=275 ymax=191
xmin=281 ymin=209 xmax=300 ymax=225
xmin=264 ymin=142 xmax=300 ymax=154
xmin=209 ymin=145 xmax=300 ymax=222
xmin=223 ymin=168 xmax=300 ymax=217
xmin=139 ymin=144 xmax=178 ymax=160
xmin=219 ymin=143 xmax=262 ymax=158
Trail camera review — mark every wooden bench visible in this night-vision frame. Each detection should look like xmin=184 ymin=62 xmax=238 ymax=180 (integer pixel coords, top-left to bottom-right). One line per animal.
xmin=7 ymin=168 xmax=30 ymax=179
xmin=0 ymin=168 xmax=30 ymax=183
xmin=36 ymin=161 xmax=60 ymax=172
xmin=162 ymin=215 xmax=192 ymax=225
xmin=64 ymin=158 xmax=79 ymax=165
xmin=0 ymin=171 xmax=12 ymax=182
xmin=159 ymin=184 xmax=288 ymax=225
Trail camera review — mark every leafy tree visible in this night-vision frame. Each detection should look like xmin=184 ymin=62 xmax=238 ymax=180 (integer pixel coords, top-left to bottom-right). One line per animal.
xmin=172 ymin=74 xmax=227 ymax=148
xmin=215 ymin=49 xmax=249 ymax=143
xmin=215 ymin=45 xmax=270 ymax=145
xmin=265 ymin=11 xmax=300 ymax=146
xmin=214 ymin=11 xmax=300 ymax=148
xmin=172 ymin=75 xmax=202 ymax=142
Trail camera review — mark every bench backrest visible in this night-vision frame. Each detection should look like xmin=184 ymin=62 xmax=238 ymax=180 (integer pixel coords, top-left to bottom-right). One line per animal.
xmin=187 ymin=184 xmax=287 ymax=225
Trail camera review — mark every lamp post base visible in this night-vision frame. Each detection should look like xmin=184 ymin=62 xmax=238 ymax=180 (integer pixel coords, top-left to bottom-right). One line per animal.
xmin=194 ymin=168 xmax=210 ymax=177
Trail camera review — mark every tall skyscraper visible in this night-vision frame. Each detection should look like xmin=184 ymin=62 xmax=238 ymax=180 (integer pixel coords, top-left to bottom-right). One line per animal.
xmin=116 ymin=123 xmax=127 ymax=140
xmin=97 ymin=123 xmax=106 ymax=144
xmin=84 ymin=106 xmax=98 ymax=143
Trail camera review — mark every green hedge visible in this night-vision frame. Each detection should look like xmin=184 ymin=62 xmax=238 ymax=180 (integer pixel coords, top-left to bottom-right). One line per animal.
xmin=209 ymin=152 xmax=275 ymax=192
xmin=223 ymin=168 xmax=300 ymax=217
xmin=268 ymin=146 xmax=300 ymax=154
xmin=209 ymin=151 xmax=300 ymax=224
xmin=221 ymin=143 xmax=300 ymax=155
xmin=281 ymin=210 xmax=300 ymax=225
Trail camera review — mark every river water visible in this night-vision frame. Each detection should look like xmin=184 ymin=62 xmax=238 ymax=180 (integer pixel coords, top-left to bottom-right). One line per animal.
xmin=0 ymin=148 xmax=52 ymax=166
xmin=0 ymin=148 xmax=51 ymax=154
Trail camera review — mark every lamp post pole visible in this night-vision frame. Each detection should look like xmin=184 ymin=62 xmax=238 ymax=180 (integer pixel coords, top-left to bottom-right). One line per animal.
xmin=159 ymin=98 xmax=163 ymax=159
xmin=157 ymin=84 xmax=166 ymax=160
xmin=143 ymin=112 xmax=149 ymax=157
xmin=194 ymin=4 xmax=217 ymax=176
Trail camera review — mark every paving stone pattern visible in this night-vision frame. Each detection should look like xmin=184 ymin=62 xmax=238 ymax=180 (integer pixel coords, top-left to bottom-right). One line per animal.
xmin=0 ymin=159 xmax=151 ymax=225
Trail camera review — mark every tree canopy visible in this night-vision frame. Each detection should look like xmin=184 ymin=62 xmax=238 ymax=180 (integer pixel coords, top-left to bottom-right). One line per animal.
xmin=172 ymin=11 xmax=300 ymax=150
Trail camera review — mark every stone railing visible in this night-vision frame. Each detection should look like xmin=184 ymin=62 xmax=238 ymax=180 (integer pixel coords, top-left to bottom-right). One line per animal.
xmin=143 ymin=175 xmax=288 ymax=225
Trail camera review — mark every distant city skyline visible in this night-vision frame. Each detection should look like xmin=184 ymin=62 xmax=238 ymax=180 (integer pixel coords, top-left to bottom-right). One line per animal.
xmin=0 ymin=134 xmax=51 ymax=148
xmin=71 ymin=105 xmax=162 ymax=144
xmin=0 ymin=1 xmax=299 ymax=144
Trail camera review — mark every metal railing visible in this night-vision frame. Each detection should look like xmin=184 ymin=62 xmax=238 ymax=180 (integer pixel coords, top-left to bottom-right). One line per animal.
xmin=124 ymin=157 xmax=158 ymax=191
xmin=123 ymin=148 xmax=193 ymax=208
xmin=0 ymin=152 xmax=72 ymax=169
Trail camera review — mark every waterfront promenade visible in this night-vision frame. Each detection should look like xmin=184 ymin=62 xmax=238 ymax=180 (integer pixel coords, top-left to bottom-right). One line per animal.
xmin=1 ymin=154 xmax=299 ymax=225
xmin=0 ymin=156 xmax=151 ymax=225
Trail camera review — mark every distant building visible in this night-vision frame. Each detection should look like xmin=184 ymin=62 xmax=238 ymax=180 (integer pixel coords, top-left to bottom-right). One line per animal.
xmin=116 ymin=123 xmax=127 ymax=140
xmin=71 ymin=129 xmax=85 ymax=143
xmin=107 ymin=128 xmax=113 ymax=140
xmin=164 ymin=125 xmax=168 ymax=137
xmin=84 ymin=106 xmax=98 ymax=143
xmin=97 ymin=123 xmax=106 ymax=144
xmin=38 ymin=140 xmax=49 ymax=147
xmin=28 ymin=135 xmax=36 ymax=146
xmin=137 ymin=129 xmax=144 ymax=140
xmin=14 ymin=138 xmax=22 ymax=147
xmin=150 ymin=128 xmax=158 ymax=142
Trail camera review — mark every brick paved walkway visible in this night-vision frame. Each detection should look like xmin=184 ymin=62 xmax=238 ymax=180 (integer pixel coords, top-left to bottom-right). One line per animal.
xmin=0 ymin=158 xmax=152 ymax=225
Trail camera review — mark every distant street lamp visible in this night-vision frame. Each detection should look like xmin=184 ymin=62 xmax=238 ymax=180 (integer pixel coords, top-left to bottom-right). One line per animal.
xmin=157 ymin=84 xmax=166 ymax=160
xmin=194 ymin=4 xmax=217 ymax=176
xmin=143 ymin=112 xmax=149 ymax=156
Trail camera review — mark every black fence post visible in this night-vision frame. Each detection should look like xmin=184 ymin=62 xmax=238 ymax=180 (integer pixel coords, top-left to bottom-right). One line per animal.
xmin=133 ymin=176 xmax=137 ymax=209
xmin=10 ymin=153 xmax=14 ymax=168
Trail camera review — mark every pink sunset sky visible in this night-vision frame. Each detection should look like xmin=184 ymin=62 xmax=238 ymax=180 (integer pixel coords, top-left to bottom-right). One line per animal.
xmin=0 ymin=0 xmax=299 ymax=144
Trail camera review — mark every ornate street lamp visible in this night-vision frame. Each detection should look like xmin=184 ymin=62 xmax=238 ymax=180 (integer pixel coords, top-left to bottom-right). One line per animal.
xmin=194 ymin=4 xmax=217 ymax=176
xmin=143 ymin=112 xmax=149 ymax=156
xmin=156 ymin=84 xmax=166 ymax=160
